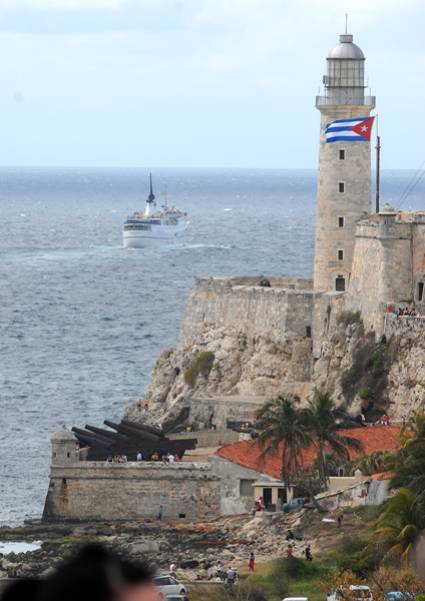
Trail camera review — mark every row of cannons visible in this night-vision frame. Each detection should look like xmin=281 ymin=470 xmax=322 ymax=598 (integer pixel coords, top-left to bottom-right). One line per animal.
xmin=71 ymin=419 xmax=198 ymax=461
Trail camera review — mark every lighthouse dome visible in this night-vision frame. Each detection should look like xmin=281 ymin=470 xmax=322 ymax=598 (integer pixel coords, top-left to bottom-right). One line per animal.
xmin=328 ymin=34 xmax=365 ymax=60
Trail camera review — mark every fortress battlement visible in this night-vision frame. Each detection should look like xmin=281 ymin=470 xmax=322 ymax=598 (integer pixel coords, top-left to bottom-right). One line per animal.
xmin=194 ymin=276 xmax=313 ymax=291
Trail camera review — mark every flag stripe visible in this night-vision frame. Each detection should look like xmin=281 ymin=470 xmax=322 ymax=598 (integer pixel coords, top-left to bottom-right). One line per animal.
xmin=327 ymin=117 xmax=369 ymax=125
xmin=326 ymin=135 xmax=367 ymax=143
xmin=326 ymin=130 xmax=362 ymax=139
xmin=326 ymin=125 xmax=360 ymax=133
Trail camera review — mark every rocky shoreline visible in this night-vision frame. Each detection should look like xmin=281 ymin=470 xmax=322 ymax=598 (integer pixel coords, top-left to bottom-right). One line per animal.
xmin=0 ymin=510 xmax=308 ymax=580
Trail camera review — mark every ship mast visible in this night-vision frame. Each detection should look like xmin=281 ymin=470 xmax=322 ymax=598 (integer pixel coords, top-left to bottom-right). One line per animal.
xmin=144 ymin=173 xmax=156 ymax=217
xmin=147 ymin=173 xmax=155 ymax=203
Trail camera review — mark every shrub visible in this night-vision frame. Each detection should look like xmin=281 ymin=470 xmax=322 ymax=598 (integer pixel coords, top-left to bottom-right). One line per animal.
xmin=336 ymin=549 xmax=377 ymax=576
xmin=358 ymin=386 xmax=371 ymax=400
xmin=370 ymin=344 xmax=387 ymax=378
xmin=337 ymin=310 xmax=362 ymax=326
xmin=184 ymin=351 xmax=215 ymax=388
xmin=248 ymin=560 xmax=289 ymax=598
xmin=280 ymin=556 xmax=323 ymax=580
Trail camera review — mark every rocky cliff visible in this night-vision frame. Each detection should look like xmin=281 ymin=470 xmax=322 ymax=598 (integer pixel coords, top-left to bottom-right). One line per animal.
xmin=125 ymin=276 xmax=425 ymax=428
xmin=125 ymin=276 xmax=315 ymax=426
xmin=312 ymin=307 xmax=425 ymax=420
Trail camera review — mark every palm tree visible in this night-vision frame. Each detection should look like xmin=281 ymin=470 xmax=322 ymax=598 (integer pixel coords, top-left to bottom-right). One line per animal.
xmin=350 ymin=450 xmax=394 ymax=476
xmin=255 ymin=395 xmax=312 ymax=487
xmin=373 ymin=488 xmax=425 ymax=566
xmin=301 ymin=391 xmax=363 ymax=489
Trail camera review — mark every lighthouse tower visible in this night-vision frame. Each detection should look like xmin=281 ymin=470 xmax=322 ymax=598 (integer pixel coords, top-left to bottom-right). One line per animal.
xmin=314 ymin=33 xmax=375 ymax=292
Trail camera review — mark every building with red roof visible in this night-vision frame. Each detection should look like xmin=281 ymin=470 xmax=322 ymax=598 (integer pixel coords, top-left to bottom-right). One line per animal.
xmin=216 ymin=425 xmax=400 ymax=479
xmin=211 ymin=426 xmax=400 ymax=513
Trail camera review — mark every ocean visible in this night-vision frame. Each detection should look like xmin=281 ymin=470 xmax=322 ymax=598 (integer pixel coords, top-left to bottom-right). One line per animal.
xmin=0 ymin=167 xmax=423 ymax=525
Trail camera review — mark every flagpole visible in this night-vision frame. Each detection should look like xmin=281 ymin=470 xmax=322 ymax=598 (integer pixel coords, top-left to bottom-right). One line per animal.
xmin=375 ymin=115 xmax=381 ymax=213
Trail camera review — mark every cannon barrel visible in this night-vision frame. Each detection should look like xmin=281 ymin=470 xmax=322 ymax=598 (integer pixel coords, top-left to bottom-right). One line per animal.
xmin=103 ymin=420 xmax=161 ymax=445
xmin=85 ymin=425 xmax=128 ymax=442
xmin=72 ymin=427 xmax=112 ymax=449
xmin=121 ymin=419 xmax=165 ymax=438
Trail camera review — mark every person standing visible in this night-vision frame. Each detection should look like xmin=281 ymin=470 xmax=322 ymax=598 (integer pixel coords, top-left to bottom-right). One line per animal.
xmin=248 ymin=551 xmax=255 ymax=572
xmin=169 ymin=563 xmax=176 ymax=578
xmin=227 ymin=567 xmax=237 ymax=585
xmin=155 ymin=505 xmax=163 ymax=521
xmin=216 ymin=561 xmax=223 ymax=581
xmin=305 ymin=545 xmax=312 ymax=561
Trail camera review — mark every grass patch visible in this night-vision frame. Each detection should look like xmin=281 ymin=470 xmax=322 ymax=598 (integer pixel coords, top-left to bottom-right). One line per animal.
xmin=247 ymin=557 xmax=325 ymax=601
xmin=184 ymin=351 xmax=215 ymax=388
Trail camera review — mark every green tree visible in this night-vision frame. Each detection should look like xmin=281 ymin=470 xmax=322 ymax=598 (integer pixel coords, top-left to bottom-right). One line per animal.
xmin=255 ymin=396 xmax=312 ymax=487
xmin=302 ymin=391 xmax=363 ymax=489
xmin=373 ymin=488 xmax=425 ymax=566
xmin=391 ymin=410 xmax=425 ymax=503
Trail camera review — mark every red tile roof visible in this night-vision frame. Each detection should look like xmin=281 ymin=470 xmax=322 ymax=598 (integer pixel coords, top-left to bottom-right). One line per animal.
xmin=216 ymin=426 xmax=401 ymax=479
xmin=371 ymin=470 xmax=394 ymax=481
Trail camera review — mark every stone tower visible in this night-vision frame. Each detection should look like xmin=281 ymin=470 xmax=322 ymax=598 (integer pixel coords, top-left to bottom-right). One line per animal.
xmin=50 ymin=426 xmax=77 ymax=465
xmin=314 ymin=33 xmax=376 ymax=292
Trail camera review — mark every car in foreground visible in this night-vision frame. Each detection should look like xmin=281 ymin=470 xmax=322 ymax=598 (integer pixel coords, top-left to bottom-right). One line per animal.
xmin=328 ymin=586 xmax=373 ymax=601
xmin=154 ymin=575 xmax=187 ymax=597
xmin=386 ymin=593 xmax=416 ymax=601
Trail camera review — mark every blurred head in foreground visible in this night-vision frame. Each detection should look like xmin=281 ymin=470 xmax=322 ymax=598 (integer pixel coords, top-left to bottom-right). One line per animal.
xmin=2 ymin=544 xmax=159 ymax=601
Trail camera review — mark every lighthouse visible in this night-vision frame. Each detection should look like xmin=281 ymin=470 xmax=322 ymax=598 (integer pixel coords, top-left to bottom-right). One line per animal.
xmin=314 ymin=33 xmax=376 ymax=292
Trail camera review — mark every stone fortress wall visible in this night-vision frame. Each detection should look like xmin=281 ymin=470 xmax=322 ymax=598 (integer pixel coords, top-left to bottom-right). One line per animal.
xmin=348 ymin=212 xmax=425 ymax=334
xmin=44 ymin=462 xmax=219 ymax=522
xmin=180 ymin=276 xmax=314 ymax=346
xmin=43 ymin=431 xmax=220 ymax=522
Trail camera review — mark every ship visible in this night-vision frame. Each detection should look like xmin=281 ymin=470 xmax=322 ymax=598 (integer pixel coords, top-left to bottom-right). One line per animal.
xmin=123 ymin=174 xmax=189 ymax=248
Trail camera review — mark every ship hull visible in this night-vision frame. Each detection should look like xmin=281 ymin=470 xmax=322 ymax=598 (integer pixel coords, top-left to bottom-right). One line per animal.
xmin=123 ymin=221 xmax=189 ymax=248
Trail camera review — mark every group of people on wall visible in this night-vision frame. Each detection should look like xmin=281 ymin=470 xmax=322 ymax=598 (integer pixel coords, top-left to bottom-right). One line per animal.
xmin=105 ymin=451 xmax=181 ymax=464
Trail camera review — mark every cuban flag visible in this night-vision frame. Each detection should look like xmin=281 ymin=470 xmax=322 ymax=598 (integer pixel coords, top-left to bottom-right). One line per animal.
xmin=325 ymin=116 xmax=375 ymax=143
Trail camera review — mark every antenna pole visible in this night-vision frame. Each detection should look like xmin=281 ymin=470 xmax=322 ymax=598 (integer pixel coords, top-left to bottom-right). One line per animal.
xmin=345 ymin=13 xmax=348 ymax=34
xmin=375 ymin=134 xmax=381 ymax=213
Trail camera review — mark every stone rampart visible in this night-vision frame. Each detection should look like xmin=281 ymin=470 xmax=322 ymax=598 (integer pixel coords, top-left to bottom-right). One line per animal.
xmin=181 ymin=277 xmax=314 ymax=345
xmin=43 ymin=462 xmax=220 ymax=522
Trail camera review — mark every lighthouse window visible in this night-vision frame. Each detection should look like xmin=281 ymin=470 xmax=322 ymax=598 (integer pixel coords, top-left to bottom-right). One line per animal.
xmin=417 ymin=282 xmax=424 ymax=302
xmin=339 ymin=149 xmax=345 ymax=160
xmin=338 ymin=216 xmax=345 ymax=228
xmin=339 ymin=182 xmax=345 ymax=193
xmin=338 ymin=249 xmax=344 ymax=261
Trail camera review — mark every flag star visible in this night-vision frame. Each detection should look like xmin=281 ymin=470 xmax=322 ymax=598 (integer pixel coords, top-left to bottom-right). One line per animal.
xmin=361 ymin=125 xmax=368 ymax=132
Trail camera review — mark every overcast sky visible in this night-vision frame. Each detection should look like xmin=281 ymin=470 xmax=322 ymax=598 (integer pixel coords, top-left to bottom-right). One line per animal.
xmin=1 ymin=0 xmax=424 ymax=168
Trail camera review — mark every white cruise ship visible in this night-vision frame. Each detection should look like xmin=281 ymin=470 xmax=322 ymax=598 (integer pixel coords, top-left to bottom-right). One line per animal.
xmin=123 ymin=174 xmax=189 ymax=248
